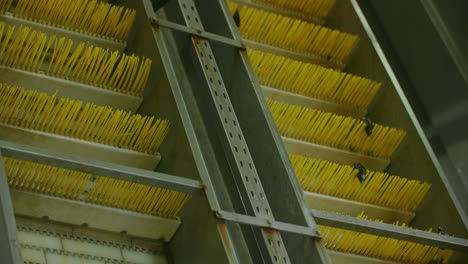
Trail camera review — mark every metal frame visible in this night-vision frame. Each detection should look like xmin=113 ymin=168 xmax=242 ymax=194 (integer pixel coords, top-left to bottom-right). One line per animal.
xmin=0 ymin=140 xmax=202 ymax=195
xmin=138 ymin=0 xmax=333 ymax=262
xmin=346 ymin=0 xmax=468 ymax=232
xmin=215 ymin=210 xmax=318 ymax=237
xmin=312 ymin=209 xmax=468 ymax=252
xmin=150 ymin=17 xmax=244 ymax=48
xmin=0 ymin=0 xmax=466 ymax=263
xmin=179 ymin=0 xmax=291 ymax=261
xmin=0 ymin=150 xmax=23 ymax=264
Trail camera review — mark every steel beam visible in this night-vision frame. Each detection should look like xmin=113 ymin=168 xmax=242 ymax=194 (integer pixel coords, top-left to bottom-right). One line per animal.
xmin=0 ymin=150 xmax=23 ymax=263
xmin=312 ymin=209 xmax=468 ymax=252
xmin=0 ymin=140 xmax=203 ymax=195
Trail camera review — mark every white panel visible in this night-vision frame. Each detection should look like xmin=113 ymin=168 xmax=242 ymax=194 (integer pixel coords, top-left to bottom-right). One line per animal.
xmin=18 ymin=230 xmax=62 ymax=251
xmin=46 ymin=252 xmax=107 ymax=264
xmin=62 ymin=239 xmax=122 ymax=261
xmin=20 ymin=247 xmax=46 ymax=264
xmin=122 ymin=249 xmax=168 ymax=264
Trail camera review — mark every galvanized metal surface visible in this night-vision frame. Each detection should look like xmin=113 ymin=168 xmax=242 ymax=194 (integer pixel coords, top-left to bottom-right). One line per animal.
xmin=356 ymin=0 xmax=468 ymax=232
xmin=327 ymin=0 xmax=468 ymax=236
xmin=149 ymin=17 xmax=244 ymax=48
xmin=179 ymin=0 xmax=291 ymax=261
xmin=215 ymin=210 xmax=319 ymax=237
xmin=0 ymin=150 xmax=23 ymax=264
xmin=137 ymin=0 xmax=254 ymax=262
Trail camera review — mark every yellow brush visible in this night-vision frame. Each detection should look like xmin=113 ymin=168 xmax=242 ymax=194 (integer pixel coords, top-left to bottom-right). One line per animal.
xmin=291 ymin=155 xmax=431 ymax=212
xmin=0 ymin=83 xmax=169 ymax=155
xmin=228 ymin=1 xmax=238 ymax=15
xmin=268 ymin=99 xmax=406 ymax=159
xmin=248 ymin=48 xmax=381 ymax=109
xmin=0 ymin=0 xmax=136 ymax=41
xmin=0 ymin=22 xmax=152 ymax=96
xmin=4 ymin=157 xmax=190 ymax=218
xmin=238 ymin=6 xmax=359 ymax=64
xmin=252 ymin=0 xmax=336 ymax=20
xmin=319 ymin=213 xmax=454 ymax=263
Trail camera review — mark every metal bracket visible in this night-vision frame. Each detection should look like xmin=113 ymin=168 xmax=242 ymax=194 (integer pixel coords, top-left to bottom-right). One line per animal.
xmin=149 ymin=17 xmax=245 ymax=48
xmin=353 ymin=162 xmax=367 ymax=183
xmin=215 ymin=210 xmax=321 ymax=238
xmin=362 ymin=117 xmax=374 ymax=136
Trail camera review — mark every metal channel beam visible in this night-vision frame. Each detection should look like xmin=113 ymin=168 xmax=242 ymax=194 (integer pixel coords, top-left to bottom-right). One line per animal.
xmin=0 ymin=150 xmax=23 ymax=264
xmin=143 ymin=0 xmax=329 ymax=262
xmin=312 ymin=209 xmax=468 ymax=252
xmin=0 ymin=140 xmax=203 ymax=195
xmin=178 ymin=0 xmax=291 ymax=262
xmin=142 ymin=0 xmax=257 ymax=262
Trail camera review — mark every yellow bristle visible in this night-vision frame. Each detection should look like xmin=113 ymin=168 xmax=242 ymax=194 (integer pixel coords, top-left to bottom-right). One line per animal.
xmin=268 ymin=99 xmax=406 ymax=159
xmin=0 ymin=0 xmax=12 ymax=13
xmin=3 ymin=157 xmax=190 ymax=218
xmin=318 ymin=214 xmax=454 ymax=263
xmin=0 ymin=22 xmax=151 ymax=96
xmin=290 ymin=155 xmax=431 ymax=211
xmin=238 ymin=6 xmax=358 ymax=64
xmin=248 ymin=49 xmax=381 ymax=109
xmin=4 ymin=157 xmax=90 ymax=200
xmin=9 ymin=0 xmax=136 ymax=41
xmin=0 ymin=83 xmax=169 ymax=154
xmin=86 ymin=177 xmax=190 ymax=219
xmin=253 ymin=0 xmax=336 ymax=19
xmin=227 ymin=1 xmax=238 ymax=15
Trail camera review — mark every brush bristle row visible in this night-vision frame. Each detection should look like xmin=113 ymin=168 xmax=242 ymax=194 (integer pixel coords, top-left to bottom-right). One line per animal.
xmin=4 ymin=157 xmax=90 ymax=200
xmin=268 ymin=99 xmax=406 ymax=159
xmin=239 ymin=7 xmax=358 ymax=63
xmin=291 ymin=155 xmax=430 ymax=211
xmin=87 ymin=177 xmax=190 ymax=218
xmin=0 ymin=0 xmax=12 ymax=13
xmin=253 ymin=0 xmax=336 ymax=19
xmin=0 ymin=22 xmax=151 ymax=96
xmin=1 ymin=0 xmax=136 ymax=41
xmin=3 ymin=157 xmax=190 ymax=218
xmin=248 ymin=49 xmax=381 ymax=109
xmin=319 ymin=214 xmax=454 ymax=264
xmin=0 ymin=83 xmax=169 ymax=154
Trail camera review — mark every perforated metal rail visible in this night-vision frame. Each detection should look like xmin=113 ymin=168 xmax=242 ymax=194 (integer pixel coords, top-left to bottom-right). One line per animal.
xmin=178 ymin=0 xmax=291 ymax=262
